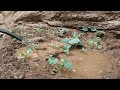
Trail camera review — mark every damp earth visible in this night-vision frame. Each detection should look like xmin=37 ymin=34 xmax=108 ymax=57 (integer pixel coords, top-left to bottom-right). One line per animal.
xmin=16 ymin=41 xmax=113 ymax=79
xmin=0 ymin=11 xmax=120 ymax=79
xmin=59 ymin=50 xmax=112 ymax=79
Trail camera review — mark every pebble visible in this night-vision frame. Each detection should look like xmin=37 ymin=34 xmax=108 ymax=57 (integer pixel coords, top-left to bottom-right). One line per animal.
xmin=79 ymin=58 xmax=83 ymax=60
xmin=42 ymin=66 xmax=45 ymax=68
xmin=32 ymin=53 xmax=38 ymax=58
xmin=53 ymin=68 xmax=58 ymax=73
xmin=19 ymin=74 xmax=24 ymax=79
xmin=14 ymin=72 xmax=24 ymax=79
xmin=97 ymin=53 xmax=99 ymax=54
xmin=50 ymin=71 xmax=55 ymax=75
xmin=33 ymin=54 xmax=37 ymax=57
xmin=72 ymin=70 xmax=76 ymax=72
xmin=50 ymin=68 xmax=59 ymax=75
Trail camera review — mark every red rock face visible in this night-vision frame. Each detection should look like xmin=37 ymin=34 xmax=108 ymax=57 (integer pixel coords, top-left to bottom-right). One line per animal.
xmin=1 ymin=11 xmax=120 ymax=30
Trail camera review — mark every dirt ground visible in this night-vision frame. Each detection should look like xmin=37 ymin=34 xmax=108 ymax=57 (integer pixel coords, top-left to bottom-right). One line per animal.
xmin=0 ymin=25 xmax=119 ymax=79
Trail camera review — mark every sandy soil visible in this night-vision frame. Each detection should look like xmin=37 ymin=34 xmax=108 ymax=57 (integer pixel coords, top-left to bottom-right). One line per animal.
xmin=0 ymin=26 xmax=119 ymax=79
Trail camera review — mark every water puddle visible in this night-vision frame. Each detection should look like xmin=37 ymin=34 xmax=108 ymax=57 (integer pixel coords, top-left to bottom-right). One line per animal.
xmin=59 ymin=49 xmax=112 ymax=79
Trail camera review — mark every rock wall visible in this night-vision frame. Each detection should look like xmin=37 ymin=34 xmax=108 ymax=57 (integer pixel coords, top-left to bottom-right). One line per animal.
xmin=1 ymin=11 xmax=120 ymax=30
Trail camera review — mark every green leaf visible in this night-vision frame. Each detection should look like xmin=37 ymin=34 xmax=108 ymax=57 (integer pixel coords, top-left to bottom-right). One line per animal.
xmin=48 ymin=57 xmax=58 ymax=65
xmin=64 ymin=60 xmax=73 ymax=69
xmin=26 ymin=48 xmax=33 ymax=54
xmin=18 ymin=53 xmax=26 ymax=59
xmin=59 ymin=59 xmax=65 ymax=66
xmin=72 ymin=32 xmax=85 ymax=38
xmin=68 ymin=38 xmax=80 ymax=45
xmin=78 ymin=41 xmax=84 ymax=47
xmin=94 ymin=42 xmax=98 ymax=47
xmin=64 ymin=49 xmax=70 ymax=55
xmin=91 ymin=27 xmax=98 ymax=32
xmin=60 ymin=48 xmax=64 ymax=52
xmin=58 ymin=59 xmax=73 ymax=69
xmin=62 ymin=44 xmax=71 ymax=55
xmin=72 ymin=32 xmax=78 ymax=38
xmin=81 ymin=26 xmax=88 ymax=32
xmin=79 ymin=33 xmax=85 ymax=37
xmin=58 ymin=64 xmax=64 ymax=70
xmin=61 ymin=38 xmax=72 ymax=43
xmin=64 ymin=44 xmax=72 ymax=49
xmin=88 ymin=36 xmax=102 ymax=49
xmin=64 ymin=44 xmax=71 ymax=54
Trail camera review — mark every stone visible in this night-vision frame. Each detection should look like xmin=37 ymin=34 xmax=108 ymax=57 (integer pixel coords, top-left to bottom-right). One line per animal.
xmin=1 ymin=11 xmax=120 ymax=30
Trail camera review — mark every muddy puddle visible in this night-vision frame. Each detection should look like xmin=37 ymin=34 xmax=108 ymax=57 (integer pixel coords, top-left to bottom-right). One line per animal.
xmin=59 ymin=49 xmax=113 ymax=79
xmin=16 ymin=43 xmax=113 ymax=79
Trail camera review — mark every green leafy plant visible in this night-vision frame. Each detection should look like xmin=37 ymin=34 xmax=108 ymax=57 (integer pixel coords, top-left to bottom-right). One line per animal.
xmin=60 ymin=44 xmax=72 ymax=55
xmin=81 ymin=26 xmax=89 ymax=32
xmin=80 ymin=26 xmax=105 ymax=50
xmin=48 ymin=55 xmax=59 ymax=64
xmin=26 ymin=48 xmax=33 ymax=54
xmin=91 ymin=27 xmax=98 ymax=32
xmin=61 ymin=38 xmax=72 ymax=43
xmin=72 ymin=32 xmax=85 ymax=38
xmin=87 ymin=36 xmax=102 ymax=50
xmin=81 ymin=26 xmax=98 ymax=32
xmin=17 ymin=41 xmax=37 ymax=61
xmin=87 ymin=30 xmax=105 ymax=50
xmin=17 ymin=47 xmax=33 ymax=62
xmin=68 ymin=38 xmax=81 ymax=45
xmin=58 ymin=59 xmax=73 ymax=70
xmin=47 ymin=55 xmax=73 ymax=70
xmin=62 ymin=33 xmax=84 ymax=46
xmin=61 ymin=38 xmax=83 ymax=55
xmin=61 ymin=32 xmax=84 ymax=55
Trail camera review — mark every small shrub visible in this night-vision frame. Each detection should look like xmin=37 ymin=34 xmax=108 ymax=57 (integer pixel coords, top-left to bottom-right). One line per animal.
xmin=72 ymin=32 xmax=85 ymax=38
xmin=58 ymin=59 xmax=73 ymax=70
xmin=87 ymin=37 xmax=102 ymax=50
xmin=17 ymin=41 xmax=37 ymax=61
xmin=48 ymin=55 xmax=59 ymax=64
xmin=47 ymin=55 xmax=73 ymax=70
xmin=61 ymin=32 xmax=84 ymax=55
xmin=17 ymin=47 xmax=33 ymax=62
xmin=81 ymin=26 xmax=98 ymax=32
